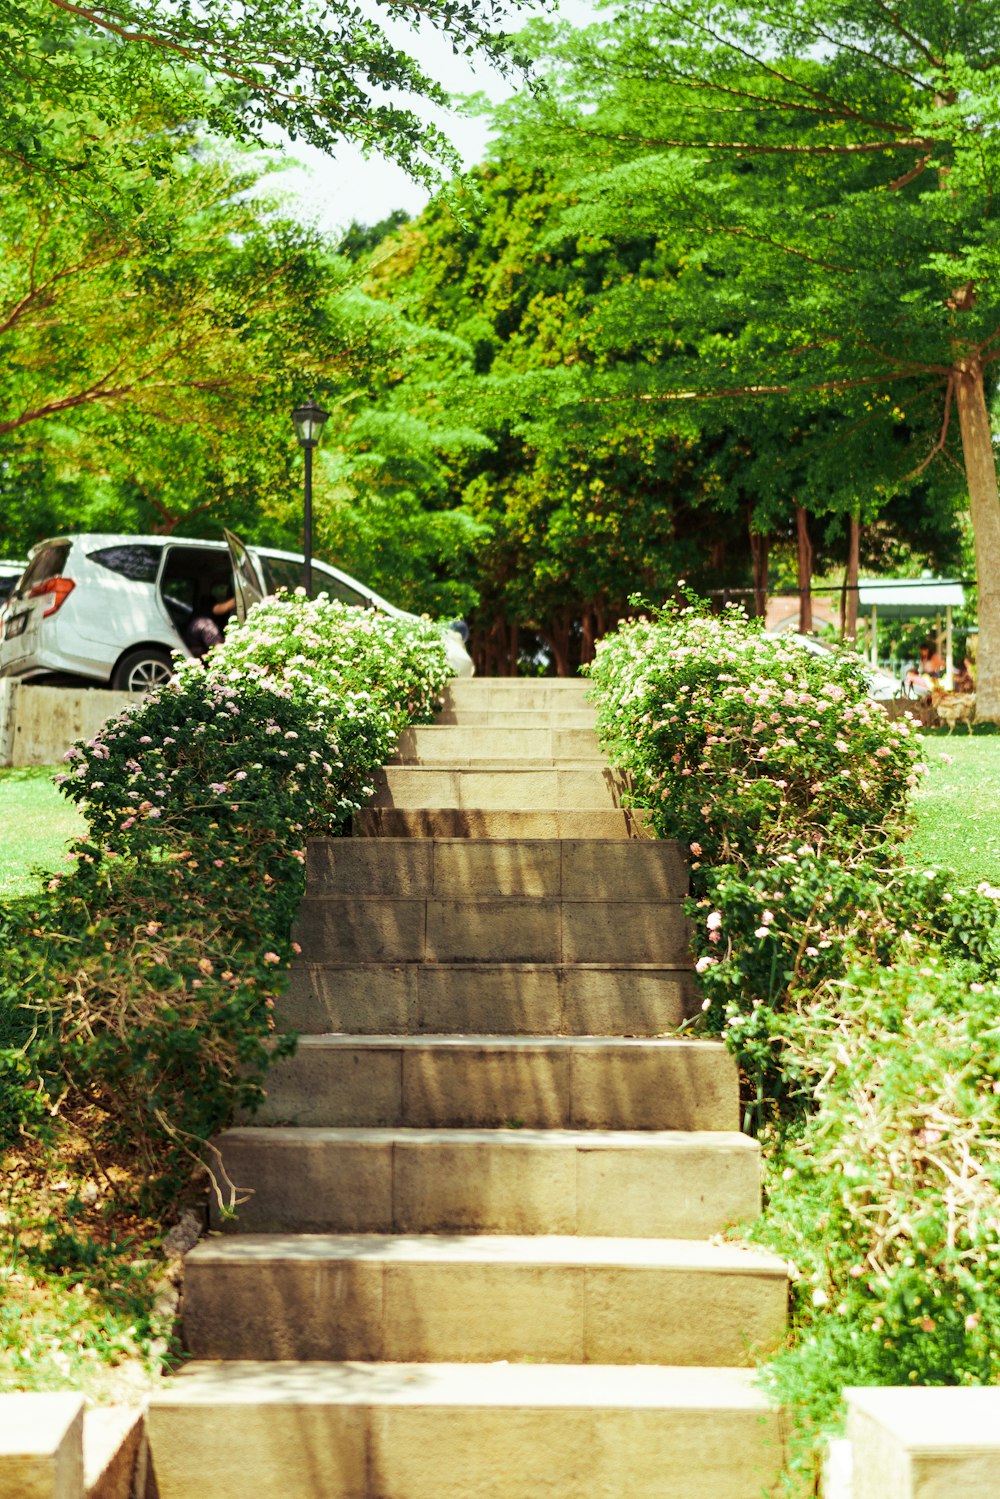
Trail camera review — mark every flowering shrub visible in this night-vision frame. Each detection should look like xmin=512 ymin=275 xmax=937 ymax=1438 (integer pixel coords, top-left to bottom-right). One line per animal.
xmin=0 ymin=596 xmax=451 ymax=1206
xmin=588 ymin=598 xmax=1000 ymax=1474
xmin=757 ymin=960 xmax=1000 ymax=1442
xmin=589 ymin=601 xmax=922 ymax=870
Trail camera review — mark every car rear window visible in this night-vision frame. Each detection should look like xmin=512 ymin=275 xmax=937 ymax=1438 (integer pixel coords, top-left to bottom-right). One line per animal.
xmin=88 ymin=544 xmax=162 ymax=583
xmin=16 ymin=542 xmax=71 ymax=597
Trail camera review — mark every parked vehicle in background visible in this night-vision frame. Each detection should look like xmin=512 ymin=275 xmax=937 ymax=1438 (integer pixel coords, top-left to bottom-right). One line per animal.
xmin=0 ymin=560 xmax=28 ymax=609
xmin=0 ymin=534 xmax=474 ymax=691
xmin=768 ymin=631 xmax=908 ymax=703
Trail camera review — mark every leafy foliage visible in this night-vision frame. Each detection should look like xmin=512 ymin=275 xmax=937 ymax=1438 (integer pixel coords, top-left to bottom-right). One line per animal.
xmin=0 ymin=596 xmax=451 ymax=1207
xmin=588 ymin=601 xmax=1000 ymax=1473
xmin=1 ymin=0 xmax=532 ymax=206
xmin=484 ymin=2 xmax=1000 ymax=708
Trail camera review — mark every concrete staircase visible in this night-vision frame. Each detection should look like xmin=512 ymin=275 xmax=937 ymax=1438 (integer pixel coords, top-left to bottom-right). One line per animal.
xmin=147 ymin=677 xmax=789 ymax=1498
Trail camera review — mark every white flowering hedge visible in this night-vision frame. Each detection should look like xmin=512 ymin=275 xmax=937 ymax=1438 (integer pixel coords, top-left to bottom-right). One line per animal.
xmin=588 ymin=599 xmax=1000 ymax=1467
xmin=0 ymin=596 xmax=451 ymax=1207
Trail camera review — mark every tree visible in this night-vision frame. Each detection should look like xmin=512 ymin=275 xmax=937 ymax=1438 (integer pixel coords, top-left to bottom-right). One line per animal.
xmin=364 ymin=158 xmax=753 ymax=671
xmin=487 ymin=3 xmax=1000 ymax=713
xmin=2 ymin=0 xmax=533 ymax=209
xmin=0 ymin=142 xmax=430 ymax=554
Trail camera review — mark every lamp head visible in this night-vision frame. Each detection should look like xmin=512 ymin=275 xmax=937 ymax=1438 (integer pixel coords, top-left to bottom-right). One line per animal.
xmin=292 ymin=396 xmax=330 ymax=448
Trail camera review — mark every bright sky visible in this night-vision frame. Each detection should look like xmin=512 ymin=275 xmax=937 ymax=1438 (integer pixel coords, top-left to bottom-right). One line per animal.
xmin=262 ymin=0 xmax=599 ymax=237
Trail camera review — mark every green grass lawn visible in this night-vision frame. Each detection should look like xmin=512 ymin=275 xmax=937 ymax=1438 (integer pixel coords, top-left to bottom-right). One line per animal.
xmin=0 ymin=767 xmax=86 ymax=900
xmin=906 ymin=728 xmax=1000 ymax=885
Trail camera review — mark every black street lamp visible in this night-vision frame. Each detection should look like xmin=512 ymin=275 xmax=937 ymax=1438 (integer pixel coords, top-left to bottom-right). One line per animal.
xmin=291 ymin=396 xmax=329 ymax=596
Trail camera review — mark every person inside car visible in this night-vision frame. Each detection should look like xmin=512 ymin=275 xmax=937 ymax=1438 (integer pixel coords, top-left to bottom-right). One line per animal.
xmin=184 ymin=591 xmax=235 ymax=659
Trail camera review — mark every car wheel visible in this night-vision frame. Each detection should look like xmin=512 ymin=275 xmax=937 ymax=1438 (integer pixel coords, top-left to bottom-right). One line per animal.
xmin=111 ymin=647 xmax=176 ymax=693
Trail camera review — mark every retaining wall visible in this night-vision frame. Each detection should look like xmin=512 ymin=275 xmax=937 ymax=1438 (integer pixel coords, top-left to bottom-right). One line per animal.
xmin=0 ymin=682 xmax=138 ymax=768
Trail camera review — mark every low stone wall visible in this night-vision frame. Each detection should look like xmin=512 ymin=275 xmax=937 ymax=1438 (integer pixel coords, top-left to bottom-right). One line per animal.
xmin=0 ymin=682 xmax=137 ymax=768
xmin=0 ymin=1396 xmax=146 ymax=1499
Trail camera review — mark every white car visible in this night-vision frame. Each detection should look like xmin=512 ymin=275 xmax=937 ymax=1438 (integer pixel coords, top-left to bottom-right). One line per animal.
xmin=0 ymin=533 xmax=473 ymax=691
xmin=767 ymin=631 xmax=905 ymax=702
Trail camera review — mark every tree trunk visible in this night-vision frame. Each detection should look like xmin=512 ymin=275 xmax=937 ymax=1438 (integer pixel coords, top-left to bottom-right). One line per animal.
xmin=507 ymin=622 xmax=519 ymax=676
xmin=748 ymin=517 xmax=769 ymax=619
xmin=843 ymin=513 xmax=860 ymax=642
xmin=954 ymin=356 xmax=1000 ymax=721
xmin=544 ymin=615 xmax=572 ymax=677
xmin=795 ymin=504 xmax=813 ymax=634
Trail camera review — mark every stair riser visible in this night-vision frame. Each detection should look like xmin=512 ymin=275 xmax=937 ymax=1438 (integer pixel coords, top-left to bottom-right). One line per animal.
xmin=393 ymin=727 xmax=602 ymax=764
xmin=443 ymin=681 xmax=592 ymax=711
xmin=146 ymin=1396 xmax=786 ymax=1499
xmin=280 ymin=963 xmax=696 ymax=1035
xmin=211 ymin=1133 xmax=760 ymax=1238
xmin=354 ymin=808 xmax=650 ymax=839
xmin=435 ymin=709 xmax=598 ymax=726
xmin=372 ymin=766 xmax=626 ymax=811
xmin=183 ymin=1260 xmax=786 ymax=1365
xmin=294 ymin=897 xmax=691 ymax=965
xmin=305 ymin=839 xmax=688 ymax=900
xmin=251 ymin=1043 xmax=738 ymax=1131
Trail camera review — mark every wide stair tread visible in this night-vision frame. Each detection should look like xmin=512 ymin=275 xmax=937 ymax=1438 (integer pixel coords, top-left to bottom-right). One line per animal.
xmin=182 ymin=1232 xmax=788 ymax=1367
xmin=282 ymin=959 xmax=698 ymax=1035
xmin=250 ymin=1032 xmax=739 ymax=1131
xmin=209 ymin=1125 xmax=761 ymax=1238
xmin=148 ymin=1361 xmax=786 ymax=1499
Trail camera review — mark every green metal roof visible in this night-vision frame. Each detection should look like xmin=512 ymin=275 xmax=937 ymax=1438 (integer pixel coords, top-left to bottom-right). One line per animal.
xmin=858 ymin=579 xmax=966 ymax=619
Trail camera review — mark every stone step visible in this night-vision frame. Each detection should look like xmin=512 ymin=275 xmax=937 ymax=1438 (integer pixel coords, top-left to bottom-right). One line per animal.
xmin=444 ymin=679 xmax=592 ymax=711
xmin=354 ymin=807 xmax=650 ymax=838
xmin=146 ymin=1360 xmax=787 ymax=1499
xmin=305 ymin=837 xmax=688 ymax=900
xmin=393 ymin=726 xmax=603 ymax=764
xmin=372 ymin=764 xmax=624 ymax=811
xmin=294 ymin=894 xmax=691 ymax=965
xmin=0 ymin=1392 xmax=84 ymax=1499
xmin=182 ymin=1234 xmax=788 ymax=1366
xmin=435 ymin=708 xmax=598 ymax=727
xmin=846 ymin=1386 xmax=1000 ymax=1499
xmin=280 ymin=960 xmax=697 ymax=1035
xmin=250 ymin=1035 xmax=738 ymax=1131
xmin=210 ymin=1126 xmax=761 ymax=1238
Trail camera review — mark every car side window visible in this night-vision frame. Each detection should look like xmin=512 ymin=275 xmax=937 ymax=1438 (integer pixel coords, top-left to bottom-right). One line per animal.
xmin=88 ymin=544 xmax=162 ymax=582
xmin=312 ymin=565 xmax=367 ymax=607
xmin=261 ymin=557 xmax=304 ymax=594
xmin=261 ymin=556 xmax=367 ymax=607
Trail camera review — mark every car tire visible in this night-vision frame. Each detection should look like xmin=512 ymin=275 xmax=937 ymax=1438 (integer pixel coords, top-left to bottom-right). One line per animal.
xmin=111 ymin=647 xmax=176 ymax=693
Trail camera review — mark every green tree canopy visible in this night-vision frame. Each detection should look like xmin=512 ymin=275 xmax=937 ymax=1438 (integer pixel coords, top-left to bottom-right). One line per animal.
xmin=2 ymin=0 xmax=534 ymax=208
xmin=480 ymin=1 xmax=1000 ymax=708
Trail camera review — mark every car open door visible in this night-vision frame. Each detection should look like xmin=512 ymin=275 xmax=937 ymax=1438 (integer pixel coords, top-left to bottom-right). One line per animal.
xmin=223 ymin=529 xmax=267 ymax=623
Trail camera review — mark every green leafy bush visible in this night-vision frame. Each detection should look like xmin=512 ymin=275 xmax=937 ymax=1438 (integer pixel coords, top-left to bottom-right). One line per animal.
xmin=0 ymin=596 xmax=451 ymax=1206
xmin=587 ymin=598 xmax=1000 ymax=1475
xmin=589 ymin=601 xmax=921 ymax=870
xmin=756 ymin=960 xmax=1000 ymax=1438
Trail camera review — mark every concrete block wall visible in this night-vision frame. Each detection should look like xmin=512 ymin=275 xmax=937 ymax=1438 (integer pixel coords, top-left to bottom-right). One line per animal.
xmin=0 ymin=682 xmax=137 ymax=768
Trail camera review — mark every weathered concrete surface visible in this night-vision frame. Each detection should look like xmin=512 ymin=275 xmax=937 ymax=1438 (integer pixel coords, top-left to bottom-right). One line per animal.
xmin=147 ymin=1361 xmax=788 ymax=1499
xmin=847 ymin=1386 xmax=1000 ymax=1499
xmin=210 ymin=1126 xmax=761 ymax=1238
xmin=0 ymin=682 xmax=138 ymax=768
xmin=0 ymin=1393 xmax=84 ymax=1499
xmin=250 ymin=1035 xmax=738 ymax=1132
xmin=83 ymin=1407 xmax=145 ymax=1499
xmin=183 ymin=1234 xmax=787 ymax=1365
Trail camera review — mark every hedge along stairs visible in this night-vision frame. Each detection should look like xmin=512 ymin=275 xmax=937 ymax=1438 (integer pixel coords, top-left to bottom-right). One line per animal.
xmin=146 ymin=678 xmax=791 ymax=1499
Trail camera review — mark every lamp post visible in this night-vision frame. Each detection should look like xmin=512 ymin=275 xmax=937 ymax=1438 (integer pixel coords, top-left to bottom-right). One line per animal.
xmin=291 ymin=396 xmax=329 ymax=596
